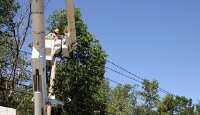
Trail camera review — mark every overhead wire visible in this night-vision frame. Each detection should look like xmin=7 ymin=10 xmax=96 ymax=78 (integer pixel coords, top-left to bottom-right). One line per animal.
xmin=106 ymin=60 xmax=144 ymax=81
xmin=106 ymin=67 xmax=142 ymax=84
xmin=45 ymin=0 xmax=51 ymax=8
xmin=106 ymin=66 xmax=171 ymax=94
xmin=67 ymin=47 xmax=177 ymax=101
xmin=106 ymin=60 xmax=175 ymax=96
xmin=75 ymin=45 xmax=175 ymax=97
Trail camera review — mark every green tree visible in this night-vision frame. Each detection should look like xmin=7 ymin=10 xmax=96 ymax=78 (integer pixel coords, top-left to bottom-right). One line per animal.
xmin=134 ymin=104 xmax=146 ymax=115
xmin=174 ymin=96 xmax=194 ymax=115
xmin=194 ymin=101 xmax=200 ymax=115
xmin=46 ymin=7 xmax=107 ymax=115
xmin=157 ymin=94 xmax=195 ymax=115
xmin=140 ymin=79 xmax=160 ymax=115
xmin=157 ymin=94 xmax=176 ymax=115
xmin=0 ymin=0 xmax=33 ymax=114
xmin=0 ymin=0 xmax=19 ymax=34
xmin=106 ymin=84 xmax=137 ymax=115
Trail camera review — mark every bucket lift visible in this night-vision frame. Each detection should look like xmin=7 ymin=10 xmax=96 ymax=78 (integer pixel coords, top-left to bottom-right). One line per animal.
xmin=31 ymin=0 xmax=76 ymax=115
xmin=45 ymin=28 xmax=70 ymax=66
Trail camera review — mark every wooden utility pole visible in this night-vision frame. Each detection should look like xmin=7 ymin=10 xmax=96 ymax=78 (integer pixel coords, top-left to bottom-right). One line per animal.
xmin=47 ymin=57 xmax=57 ymax=115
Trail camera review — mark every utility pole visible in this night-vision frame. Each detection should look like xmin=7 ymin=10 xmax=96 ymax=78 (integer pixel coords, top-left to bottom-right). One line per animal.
xmin=31 ymin=0 xmax=46 ymax=115
xmin=47 ymin=57 xmax=57 ymax=115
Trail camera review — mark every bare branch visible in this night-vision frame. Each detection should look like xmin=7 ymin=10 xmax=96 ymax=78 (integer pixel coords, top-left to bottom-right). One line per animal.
xmin=5 ymin=0 xmax=32 ymax=96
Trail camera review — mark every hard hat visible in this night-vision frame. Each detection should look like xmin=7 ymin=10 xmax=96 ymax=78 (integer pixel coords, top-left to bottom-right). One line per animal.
xmin=54 ymin=28 xmax=60 ymax=34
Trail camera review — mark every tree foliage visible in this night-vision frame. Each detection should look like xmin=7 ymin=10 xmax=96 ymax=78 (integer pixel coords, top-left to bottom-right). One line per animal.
xmin=46 ymin=8 xmax=107 ymax=115
xmin=105 ymin=84 xmax=137 ymax=115
xmin=0 ymin=0 xmax=33 ymax=114
xmin=157 ymin=94 xmax=195 ymax=115
xmin=139 ymin=79 xmax=160 ymax=115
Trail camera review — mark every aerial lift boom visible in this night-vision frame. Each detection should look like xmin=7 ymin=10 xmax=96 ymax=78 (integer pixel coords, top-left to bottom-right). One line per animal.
xmin=31 ymin=0 xmax=76 ymax=115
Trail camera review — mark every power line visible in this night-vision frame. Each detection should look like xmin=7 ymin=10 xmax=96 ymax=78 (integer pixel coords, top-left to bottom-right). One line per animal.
xmin=106 ymin=61 xmax=175 ymax=96
xmin=107 ymin=60 xmax=144 ymax=81
xmin=45 ymin=0 xmax=51 ymax=8
xmin=63 ymin=48 xmax=175 ymax=97
xmin=106 ymin=67 xmax=142 ymax=84
xmin=78 ymin=50 xmax=174 ymax=96
xmin=69 ymin=57 xmax=174 ymax=97
xmin=106 ymin=66 xmax=173 ymax=95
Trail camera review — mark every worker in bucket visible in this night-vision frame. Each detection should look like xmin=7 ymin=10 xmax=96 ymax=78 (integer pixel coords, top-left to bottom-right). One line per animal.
xmin=54 ymin=28 xmax=62 ymax=39
xmin=45 ymin=27 xmax=62 ymax=39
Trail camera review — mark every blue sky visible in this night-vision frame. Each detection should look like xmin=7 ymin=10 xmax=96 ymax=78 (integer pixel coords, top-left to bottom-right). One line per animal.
xmin=42 ymin=0 xmax=200 ymax=103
